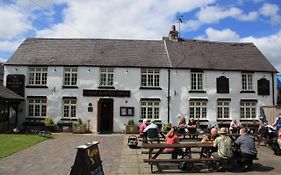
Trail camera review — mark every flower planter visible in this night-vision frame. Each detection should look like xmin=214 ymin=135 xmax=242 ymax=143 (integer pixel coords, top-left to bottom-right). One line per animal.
xmin=72 ymin=124 xmax=87 ymax=134
xmin=125 ymin=125 xmax=139 ymax=134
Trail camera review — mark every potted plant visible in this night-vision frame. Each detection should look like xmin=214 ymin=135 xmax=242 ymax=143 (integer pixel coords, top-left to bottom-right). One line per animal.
xmin=44 ymin=117 xmax=57 ymax=132
xmin=72 ymin=118 xmax=87 ymax=134
xmin=125 ymin=119 xmax=139 ymax=134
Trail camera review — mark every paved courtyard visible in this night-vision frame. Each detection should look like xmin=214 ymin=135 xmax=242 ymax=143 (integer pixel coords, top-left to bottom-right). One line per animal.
xmin=0 ymin=133 xmax=281 ymax=175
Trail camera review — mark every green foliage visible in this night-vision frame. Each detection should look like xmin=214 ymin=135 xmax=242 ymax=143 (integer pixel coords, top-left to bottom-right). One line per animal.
xmin=77 ymin=118 xmax=83 ymax=124
xmin=44 ymin=117 xmax=55 ymax=126
xmin=163 ymin=123 xmax=172 ymax=132
xmin=0 ymin=134 xmax=48 ymax=159
xmin=127 ymin=119 xmax=135 ymax=125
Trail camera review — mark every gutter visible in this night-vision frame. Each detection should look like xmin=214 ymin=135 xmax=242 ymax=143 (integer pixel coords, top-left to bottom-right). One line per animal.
xmin=163 ymin=39 xmax=172 ymax=123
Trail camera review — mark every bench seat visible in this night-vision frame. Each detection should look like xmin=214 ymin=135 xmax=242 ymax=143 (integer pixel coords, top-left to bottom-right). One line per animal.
xmin=143 ymin=157 xmax=218 ymax=163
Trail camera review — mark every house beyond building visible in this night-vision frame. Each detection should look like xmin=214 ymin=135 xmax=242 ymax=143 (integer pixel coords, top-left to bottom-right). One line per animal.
xmin=3 ymin=26 xmax=278 ymax=133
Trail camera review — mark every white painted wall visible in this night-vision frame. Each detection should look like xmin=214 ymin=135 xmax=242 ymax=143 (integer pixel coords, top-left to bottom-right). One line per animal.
xmin=4 ymin=65 xmax=276 ymax=132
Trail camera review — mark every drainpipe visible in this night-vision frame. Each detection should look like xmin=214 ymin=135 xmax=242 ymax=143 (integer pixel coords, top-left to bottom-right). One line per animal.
xmin=272 ymin=72 xmax=275 ymax=106
xmin=167 ymin=69 xmax=171 ymax=123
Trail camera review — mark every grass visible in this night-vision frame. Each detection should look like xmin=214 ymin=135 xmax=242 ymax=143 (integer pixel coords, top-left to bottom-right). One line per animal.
xmin=0 ymin=134 xmax=48 ymax=159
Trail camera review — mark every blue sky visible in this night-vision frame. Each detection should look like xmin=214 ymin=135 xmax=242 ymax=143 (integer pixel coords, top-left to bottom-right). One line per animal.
xmin=0 ymin=0 xmax=281 ymax=72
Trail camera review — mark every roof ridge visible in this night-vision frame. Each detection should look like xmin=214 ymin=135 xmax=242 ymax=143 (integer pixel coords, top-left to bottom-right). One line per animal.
xmin=25 ymin=38 xmax=162 ymax=42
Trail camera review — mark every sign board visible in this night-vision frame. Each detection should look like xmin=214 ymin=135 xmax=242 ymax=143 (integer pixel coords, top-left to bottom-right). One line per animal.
xmin=70 ymin=142 xmax=104 ymax=175
xmin=83 ymin=89 xmax=130 ymax=97
xmin=6 ymin=74 xmax=25 ymax=97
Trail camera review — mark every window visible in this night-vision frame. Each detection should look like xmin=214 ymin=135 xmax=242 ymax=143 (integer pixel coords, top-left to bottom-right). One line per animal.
xmin=28 ymin=67 xmax=48 ymax=85
xmin=140 ymin=100 xmax=160 ymax=119
xmin=63 ymin=98 xmax=77 ymax=118
xmin=64 ymin=67 xmax=77 ymax=86
xmin=100 ymin=68 xmax=114 ymax=86
xmin=141 ymin=69 xmax=160 ymax=87
xmin=240 ymin=101 xmax=257 ymax=119
xmin=217 ymin=76 xmax=229 ymax=93
xmin=27 ymin=97 xmax=47 ymax=117
xmin=189 ymin=100 xmax=207 ymax=119
xmin=217 ymin=100 xmax=230 ymax=119
xmin=242 ymin=73 xmax=253 ymax=91
xmin=258 ymin=78 xmax=270 ymax=95
xmin=191 ymin=72 xmax=203 ymax=91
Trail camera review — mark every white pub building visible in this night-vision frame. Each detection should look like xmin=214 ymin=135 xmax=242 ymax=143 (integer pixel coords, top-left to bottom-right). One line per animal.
xmin=4 ymin=26 xmax=278 ymax=133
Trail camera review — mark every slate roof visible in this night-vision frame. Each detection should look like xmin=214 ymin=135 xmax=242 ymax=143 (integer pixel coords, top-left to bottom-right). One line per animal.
xmin=0 ymin=85 xmax=24 ymax=100
xmin=164 ymin=38 xmax=277 ymax=72
xmin=6 ymin=38 xmax=169 ymax=68
xmin=6 ymin=37 xmax=277 ymax=72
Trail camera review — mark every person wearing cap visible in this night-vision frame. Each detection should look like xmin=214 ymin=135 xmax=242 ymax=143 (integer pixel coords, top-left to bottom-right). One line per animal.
xmin=211 ymin=127 xmax=233 ymax=159
xmin=234 ymin=127 xmax=257 ymax=170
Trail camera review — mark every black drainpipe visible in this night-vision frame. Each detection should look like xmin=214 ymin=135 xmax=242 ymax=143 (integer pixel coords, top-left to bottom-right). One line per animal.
xmin=272 ymin=72 xmax=275 ymax=105
xmin=167 ymin=69 xmax=171 ymax=123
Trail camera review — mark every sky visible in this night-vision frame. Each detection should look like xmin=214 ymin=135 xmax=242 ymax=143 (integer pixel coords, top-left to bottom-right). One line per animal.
xmin=0 ymin=0 xmax=281 ymax=73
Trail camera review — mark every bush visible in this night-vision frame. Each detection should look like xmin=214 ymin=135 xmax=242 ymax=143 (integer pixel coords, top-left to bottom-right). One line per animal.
xmin=127 ymin=119 xmax=135 ymax=125
xmin=163 ymin=123 xmax=172 ymax=132
xmin=44 ymin=117 xmax=55 ymax=126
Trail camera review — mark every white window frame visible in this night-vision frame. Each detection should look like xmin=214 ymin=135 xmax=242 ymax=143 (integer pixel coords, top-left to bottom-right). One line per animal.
xmin=64 ymin=67 xmax=78 ymax=86
xmin=191 ymin=72 xmax=203 ymax=91
xmin=242 ymin=73 xmax=253 ymax=91
xmin=28 ymin=67 xmax=48 ymax=85
xmin=189 ymin=100 xmax=207 ymax=119
xmin=27 ymin=97 xmax=47 ymax=117
xmin=240 ymin=101 xmax=257 ymax=119
xmin=140 ymin=100 xmax=160 ymax=119
xmin=217 ymin=100 xmax=230 ymax=119
xmin=63 ymin=98 xmax=77 ymax=118
xmin=100 ymin=68 xmax=114 ymax=87
xmin=141 ymin=69 xmax=160 ymax=87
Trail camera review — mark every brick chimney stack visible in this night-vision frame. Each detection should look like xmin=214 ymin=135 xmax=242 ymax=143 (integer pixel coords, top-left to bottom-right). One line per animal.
xmin=168 ymin=25 xmax=179 ymax=41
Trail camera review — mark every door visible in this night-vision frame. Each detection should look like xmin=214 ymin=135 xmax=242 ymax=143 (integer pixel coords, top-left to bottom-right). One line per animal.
xmin=97 ymin=99 xmax=113 ymax=132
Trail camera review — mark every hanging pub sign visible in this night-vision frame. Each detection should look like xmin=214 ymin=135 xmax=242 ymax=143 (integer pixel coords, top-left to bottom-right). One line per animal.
xmin=83 ymin=89 xmax=130 ymax=97
xmin=6 ymin=74 xmax=25 ymax=97
xmin=70 ymin=141 xmax=104 ymax=175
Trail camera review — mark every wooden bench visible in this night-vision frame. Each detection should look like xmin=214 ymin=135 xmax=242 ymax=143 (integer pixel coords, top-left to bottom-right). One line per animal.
xmin=141 ymin=142 xmax=214 ymax=172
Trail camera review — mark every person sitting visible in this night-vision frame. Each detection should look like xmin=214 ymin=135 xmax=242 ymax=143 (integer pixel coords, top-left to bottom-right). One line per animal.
xmin=165 ymin=127 xmax=182 ymax=159
xmin=177 ymin=116 xmax=187 ymax=135
xmin=143 ymin=120 xmax=159 ymax=143
xmin=278 ymin=128 xmax=281 ymax=150
xmin=229 ymin=119 xmax=239 ymax=134
xmin=258 ymin=119 xmax=269 ymax=138
xmin=234 ymin=127 xmax=257 ymax=170
xmin=211 ymin=127 xmax=233 ymax=160
xmin=273 ymin=113 xmax=281 ymax=134
xmin=187 ymin=117 xmax=198 ymax=138
xmin=201 ymin=127 xmax=219 ymax=157
xmin=139 ymin=119 xmax=148 ymax=138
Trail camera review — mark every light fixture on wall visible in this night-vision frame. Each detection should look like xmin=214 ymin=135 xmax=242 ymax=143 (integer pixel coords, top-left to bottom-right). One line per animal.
xmin=52 ymin=87 xmax=56 ymax=93
xmin=88 ymin=69 xmax=91 ymax=72
xmin=15 ymin=68 xmax=18 ymax=71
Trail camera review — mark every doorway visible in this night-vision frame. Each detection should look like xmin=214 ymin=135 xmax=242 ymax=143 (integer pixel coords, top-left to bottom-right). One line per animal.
xmin=97 ymin=99 xmax=113 ymax=132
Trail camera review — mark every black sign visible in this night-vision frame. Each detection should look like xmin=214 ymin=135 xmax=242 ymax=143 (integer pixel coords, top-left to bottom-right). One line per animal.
xmin=83 ymin=89 xmax=130 ymax=97
xmin=6 ymin=74 xmax=25 ymax=97
xmin=70 ymin=142 xmax=104 ymax=175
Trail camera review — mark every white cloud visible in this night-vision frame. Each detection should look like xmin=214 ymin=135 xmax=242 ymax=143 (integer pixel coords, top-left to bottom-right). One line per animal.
xmin=0 ymin=4 xmax=31 ymax=39
xmin=259 ymin=3 xmax=281 ymax=24
xmin=36 ymin=0 xmax=217 ymax=39
xmin=196 ymin=6 xmax=258 ymax=24
xmin=0 ymin=57 xmax=8 ymax=63
xmin=0 ymin=39 xmax=24 ymax=52
xmin=201 ymin=28 xmax=240 ymax=42
xmin=197 ymin=28 xmax=281 ymax=72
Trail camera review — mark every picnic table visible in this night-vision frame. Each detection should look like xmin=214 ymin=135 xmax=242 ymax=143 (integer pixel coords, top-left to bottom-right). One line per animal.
xmin=142 ymin=142 xmax=216 ymax=172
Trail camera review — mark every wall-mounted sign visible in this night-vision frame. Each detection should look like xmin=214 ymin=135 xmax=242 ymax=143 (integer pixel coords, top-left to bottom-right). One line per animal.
xmin=83 ymin=89 xmax=130 ymax=97
xmin=6 ymin=74 xmax=25 ymax=97
xmin=120 ymin=107 xmax=134 ymax=116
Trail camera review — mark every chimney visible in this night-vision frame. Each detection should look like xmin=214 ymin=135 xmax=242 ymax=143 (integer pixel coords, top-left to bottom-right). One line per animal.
xmin=168 ymin=25 xmax=179 ymax=41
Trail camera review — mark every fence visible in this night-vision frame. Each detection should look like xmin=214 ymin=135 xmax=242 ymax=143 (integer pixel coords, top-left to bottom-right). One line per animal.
xmin=262 ymin=105 xmax=281 ymax=124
